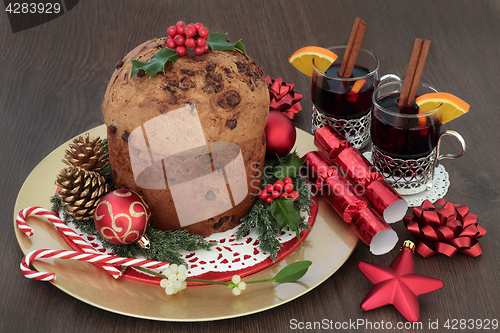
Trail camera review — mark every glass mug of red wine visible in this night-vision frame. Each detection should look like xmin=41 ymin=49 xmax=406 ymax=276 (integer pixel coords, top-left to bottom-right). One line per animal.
xmin=370 ymin=80 xmax=466 ymax=195
xmin=311 ymin=46 xmax=399 ymax=149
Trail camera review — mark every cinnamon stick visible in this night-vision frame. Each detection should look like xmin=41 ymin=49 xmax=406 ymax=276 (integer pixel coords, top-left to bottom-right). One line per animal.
xmin=339 ymin=17 xmax=367 ymax=78
xmin=397 ymin=38 xmax=431 ymax=107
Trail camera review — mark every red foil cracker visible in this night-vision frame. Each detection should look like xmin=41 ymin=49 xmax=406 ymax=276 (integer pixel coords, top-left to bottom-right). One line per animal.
xmin=322 ymin=175 xmax=368 ymax=223
xmin=335 ymin=147 xmax=383 ymax=188
xmin=266 ymin=76 xmax=302 ymax=120
xmin=352 ymin=207 xmax=398 ymax=255
xmin=365 ymin=179 xmax=408 ymax=223
xmin=303 ymin=151 xmax=338 ymax=183
xmin=314 ymin=125 xmax=351 ymax=161
xmin=404 ymin=199 xmax=487 ymax=258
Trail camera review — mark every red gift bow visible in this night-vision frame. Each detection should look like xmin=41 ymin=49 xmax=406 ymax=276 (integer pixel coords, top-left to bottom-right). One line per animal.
xmin=404 ymin=199 xmax=487 ymax=258
xmin=266 ymin=76 xmax=302 ymax=120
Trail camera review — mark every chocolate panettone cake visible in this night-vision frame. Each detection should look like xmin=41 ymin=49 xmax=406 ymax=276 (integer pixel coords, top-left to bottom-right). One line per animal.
xmin=102 ymin=37 xmax=269 ymax=237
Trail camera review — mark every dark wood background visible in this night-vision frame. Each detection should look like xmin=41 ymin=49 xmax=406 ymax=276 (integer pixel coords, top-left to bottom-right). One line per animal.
xmin=1 ymin=1 xmax=499 ymax=332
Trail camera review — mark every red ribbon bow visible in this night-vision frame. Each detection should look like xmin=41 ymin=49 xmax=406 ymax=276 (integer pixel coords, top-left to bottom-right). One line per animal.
xmin=266 ymin=76 xmax=302 ymax=120
xmin=404 ymin=199 xmax=486 ymax=258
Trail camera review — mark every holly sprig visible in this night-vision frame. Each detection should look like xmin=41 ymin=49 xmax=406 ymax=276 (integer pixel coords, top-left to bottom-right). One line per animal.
xmin=130 ymin=32 xmax=246 ymax=79
xmin=236 ymin=152 xmax=314 ymax=261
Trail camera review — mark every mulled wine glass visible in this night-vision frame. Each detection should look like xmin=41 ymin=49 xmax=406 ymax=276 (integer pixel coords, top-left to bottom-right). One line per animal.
xmin=311 ymin=45 xmax=381 ymax=149
xmin=370 ymin=80 xmax=466 ymax=195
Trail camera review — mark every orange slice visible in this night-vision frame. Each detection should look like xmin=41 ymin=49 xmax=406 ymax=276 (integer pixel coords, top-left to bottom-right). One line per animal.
xmin=289 ymin=46 xmax=338 ymax=77
xmin=416 ymin=92 xmax=470 ymax=124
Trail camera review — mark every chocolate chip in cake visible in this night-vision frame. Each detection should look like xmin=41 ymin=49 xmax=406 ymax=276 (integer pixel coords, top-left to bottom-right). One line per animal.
xmin=180 ymin=76 xmax=196 ymax=90
xmin=108 ymin=124 xmax=117 ymax=134
xmin=205 ymin=190 xmax=216 ymax=201
xmin=217 ymin=90 xmax=241 ymax=108
xmin=167 ymin=95 xmax=179 ymax=104
xmin=262 ymin=134 xmax=266 ymax=145
xmin=192 ymin=55 xmax=205 ymax=62
xmin=201 ymin=154 xmax=212 ymax=164
xmin=137 ymin=69 xmax=146 ymax=78
xmin=206 ymin=61 xmax=216 ymax=72
xmin=207 ymin=73 xmax=222 ymax=82
xmin=203 ymin=81 xmax=223 ymax=94
xmin=226 ymin=118 xmax=237 ymax=130
xmin=181 ymin=68 xmax=195 ymax=76
xmin=121 ymin=131 xmax=130 ymax=142
xmin=115 ymin=60 xmax=124 ymax=69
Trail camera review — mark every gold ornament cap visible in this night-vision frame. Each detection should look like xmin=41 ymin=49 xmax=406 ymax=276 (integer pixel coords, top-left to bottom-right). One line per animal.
xmin=401 ymin=240 xmax=416 ymax=252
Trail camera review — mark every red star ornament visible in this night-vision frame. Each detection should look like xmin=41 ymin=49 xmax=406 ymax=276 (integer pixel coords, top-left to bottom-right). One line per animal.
xmin=358 ymin=240 xmax=444 ymax=322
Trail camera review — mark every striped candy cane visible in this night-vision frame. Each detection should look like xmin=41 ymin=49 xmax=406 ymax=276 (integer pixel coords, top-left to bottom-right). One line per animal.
xmin=21 ymin=249 xmax=170 ymax=282
xmin=16 ymin=206 xmax=122 ymax=278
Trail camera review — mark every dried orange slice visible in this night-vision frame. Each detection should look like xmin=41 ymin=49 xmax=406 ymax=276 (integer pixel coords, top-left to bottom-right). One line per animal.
xmin=416 ymin=92 xmax=470 ymax=124
xmin=289 ymin=46 xmax=338 ymax=77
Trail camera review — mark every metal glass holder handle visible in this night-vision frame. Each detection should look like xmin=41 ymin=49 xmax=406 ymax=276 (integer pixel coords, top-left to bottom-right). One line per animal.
xmin=378 ymin=74 xmax=401 ymax=86
xmin=436 ymin=130 xmax=466 ymax=161
xmin=428 ymin=130 xmax=466 ymax=186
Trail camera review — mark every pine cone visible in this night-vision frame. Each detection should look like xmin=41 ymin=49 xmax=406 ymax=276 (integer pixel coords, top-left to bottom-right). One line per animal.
xmin=56 ymin=166 xmax=110 ymax=220
xmin=63 ymin=133 xmax=109 ymax=173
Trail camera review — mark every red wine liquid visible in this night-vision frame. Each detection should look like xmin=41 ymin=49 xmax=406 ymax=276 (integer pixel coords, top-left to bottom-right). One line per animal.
xmin=311 ymin=63 xmax=375 ymax=119
xmin=371 ymin=93 xmax=440 ymax=159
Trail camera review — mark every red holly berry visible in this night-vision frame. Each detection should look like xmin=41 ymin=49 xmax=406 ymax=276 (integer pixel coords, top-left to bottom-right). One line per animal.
xmin=265 ymin=197 xmax=272 ymax=205
xmin=184 ymin=37 xmax=196 ymax=48
xmin=176 ymin=46 xmax=186 ymax=56
xmin=198 ymin=26 xmax=209 ymax=38
xmin=167 ymin=26 xmax=177 ymax=37
xmin=204 ymin=44 xmax=209 ymax=52
xmin=184 ymin=25 xmax=196 ymax=37
xmin=194 ymin=46 xmax=204 ymax=55
xmin=274 ymin=180 xmax=284 ymax=191
xmin=166 ymin=37 xmax=176 ymax=49
xmin=176 ymin=25 xmax=186 ymax=35
xmin=266 ymin=184 xmax=274 ymax=193
xmin=280 ymin=192 xmax=287 ymax=198
xmin=176 ymin=21 xmax=186 ymax=27
xmin=271 ymin=190 xmax=280 ymax=199
xmin=174 ymin=34 xmax=185 ymax=46
xmin=285 ymin=183 xmax=294 ymax=193
xmin=259 ymin=189 xmax=268 ymax=200
xmin=196 ymin=37 xmax=206 ymax=47
xmin=283 ymin=177 xmax=293 ymax=185
xmin=194 ymin=22 xmax=204 ymax=30
xmin=288 ymin=191 xmax=299 ymax=201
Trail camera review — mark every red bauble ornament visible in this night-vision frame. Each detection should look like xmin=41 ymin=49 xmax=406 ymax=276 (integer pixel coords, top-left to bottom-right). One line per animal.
xmin=94 ymin=190 xmax=151 ymax=246
xmin=265 ymin=111 xmax=296 ymax=158
xmin=358 ymin=240 xmax=444 ymax=323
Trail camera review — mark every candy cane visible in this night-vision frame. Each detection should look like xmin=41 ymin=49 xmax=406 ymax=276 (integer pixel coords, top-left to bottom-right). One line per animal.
xmin=16 ymin=206 xmax=122 ymax=278
xmin=21 ymin=248 xmax=170 ymax=282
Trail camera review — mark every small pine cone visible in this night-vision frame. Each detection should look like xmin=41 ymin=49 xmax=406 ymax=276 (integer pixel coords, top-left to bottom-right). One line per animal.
xmin=63 ymin=133 xmax=109 ymax=173
xmin=55 ymin=165 xmax=110 ymax=220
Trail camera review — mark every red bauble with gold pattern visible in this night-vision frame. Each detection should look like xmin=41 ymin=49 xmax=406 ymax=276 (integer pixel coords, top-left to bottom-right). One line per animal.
xmin=265 ymin=111 xmax=297 ymax=158
xmin=94 ymin=189 xmax=151 ymax=245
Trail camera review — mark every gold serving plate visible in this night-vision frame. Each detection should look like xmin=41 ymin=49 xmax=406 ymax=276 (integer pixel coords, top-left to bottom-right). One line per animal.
xmin=14 ymin=125 xmax=358 ymax=321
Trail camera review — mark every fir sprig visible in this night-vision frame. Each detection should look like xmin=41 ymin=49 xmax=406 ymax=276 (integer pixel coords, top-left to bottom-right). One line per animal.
xmin=51 ymin=196 xmax=215 ymax=266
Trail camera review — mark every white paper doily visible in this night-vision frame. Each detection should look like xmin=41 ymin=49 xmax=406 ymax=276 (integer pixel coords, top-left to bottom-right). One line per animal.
xmin=362 ymin=152 xmax=450 ymax=207
xmin=58 ymin=209 xmax=305 ymax=278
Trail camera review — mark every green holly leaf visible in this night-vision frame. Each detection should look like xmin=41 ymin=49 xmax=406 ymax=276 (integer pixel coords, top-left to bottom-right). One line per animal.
xmin=271 ymin=260 xmax=312 ymax=283
xmin=130 ymin=48 xmax=179 ymax=79
xmin=206 ymin=32 xmax=246 ymax=54
xmin=272 ymin=151 xmax=304 ymax=179
xmin=268 ymin=196 xmax=303 ymax=241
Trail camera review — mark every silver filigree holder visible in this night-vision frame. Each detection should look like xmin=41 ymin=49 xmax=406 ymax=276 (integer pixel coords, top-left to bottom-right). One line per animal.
xmin=370 ymin=130 xmax=466 ymax=196
xmin=312 ymin=106 xmax=371 ymax=149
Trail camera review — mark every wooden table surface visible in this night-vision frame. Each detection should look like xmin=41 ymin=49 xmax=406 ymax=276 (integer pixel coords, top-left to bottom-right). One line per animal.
xmin=1 ymin=1 xmax=499 ymax=332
